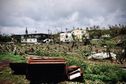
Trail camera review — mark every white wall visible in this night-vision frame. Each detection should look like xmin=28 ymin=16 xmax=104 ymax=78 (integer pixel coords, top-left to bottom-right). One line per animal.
xmin=72 ymin=29 xmax=86 ymax=42
xmin=21 ymin=38 xmax=37 ymax=43
xmin=60 ymin=33 xmax=73 ymax=42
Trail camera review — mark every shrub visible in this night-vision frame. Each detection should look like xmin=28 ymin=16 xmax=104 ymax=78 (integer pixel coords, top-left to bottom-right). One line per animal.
xmin=0 ymin=52 xmax=26 ymax=62
xmin=84 ymin=64 xmax=126 ymax=83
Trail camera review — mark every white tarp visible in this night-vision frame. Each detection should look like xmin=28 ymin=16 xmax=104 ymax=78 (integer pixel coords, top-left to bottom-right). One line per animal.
xmin=88 ymin=52 xmax=116 ymax=60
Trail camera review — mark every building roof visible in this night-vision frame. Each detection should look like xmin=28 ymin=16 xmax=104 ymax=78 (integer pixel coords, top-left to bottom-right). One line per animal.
xmin=12 ymin=33 xmax=51 ymax=36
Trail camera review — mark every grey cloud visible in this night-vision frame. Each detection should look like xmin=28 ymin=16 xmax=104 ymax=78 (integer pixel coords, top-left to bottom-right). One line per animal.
xmin=0 ymin=0 xmax=126 ymax=34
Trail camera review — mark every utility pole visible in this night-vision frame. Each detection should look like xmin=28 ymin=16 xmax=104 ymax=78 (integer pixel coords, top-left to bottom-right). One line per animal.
xmin=66 ymin=28 xmax=68 ymax=33
xmin=25 ymin=27 xmax=28 ymax=40
xmin=25 ymin=27 xmax=28 ymax=35
xmin=25 ymin=27 xmax=28 ymax=46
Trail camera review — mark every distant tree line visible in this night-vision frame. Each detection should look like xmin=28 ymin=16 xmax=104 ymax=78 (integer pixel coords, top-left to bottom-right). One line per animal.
xmin=88 ymin=24 xmax=126 ymax=39
xmin=0 ymin=24 xmax=126 ymax=43
xmin=0 ymin=34 xmax=11 ymax=42
xmin=109 ymin=24 xmax=126 ymax=37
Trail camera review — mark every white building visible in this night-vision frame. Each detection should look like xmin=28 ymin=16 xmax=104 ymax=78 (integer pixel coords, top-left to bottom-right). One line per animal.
xmin=60 ymin=28 xmax=89 ymax=42
xmin=60 ymin=32 xmax=73 ymax=42
xmin=71 ymin=28 xmax=89 ymax=42
xmin=101 ymin=34 xmax=110 ymax=38
xmin=21 ymin=38 xmax=37 ymax=43
xmin=12 ymin=28 xmax=51 ymax=43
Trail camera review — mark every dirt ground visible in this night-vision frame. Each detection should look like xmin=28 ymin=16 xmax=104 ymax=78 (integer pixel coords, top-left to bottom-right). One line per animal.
xmin=0 ymin=61 xmax=10 ymax=70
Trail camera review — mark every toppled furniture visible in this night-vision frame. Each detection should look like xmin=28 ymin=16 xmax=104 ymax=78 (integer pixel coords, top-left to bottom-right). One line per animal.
xmin=10 ymin=56 xmax=83 ymax=84
xmin=67 ymin=66 xmax=83 ymax=81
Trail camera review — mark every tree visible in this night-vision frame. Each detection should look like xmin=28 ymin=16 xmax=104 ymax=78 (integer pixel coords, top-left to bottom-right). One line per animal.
xmin=0 ymin=34 xmax=11 ymax=42
xmin=109 ymin=24 xmax=126 ymax=38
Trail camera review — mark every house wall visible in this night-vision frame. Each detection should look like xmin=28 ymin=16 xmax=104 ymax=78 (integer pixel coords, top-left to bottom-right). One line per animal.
xmin=21 ymin=38 xmax=37 ymax=43
xmin=72 ymin=29 xmax=87 ymax=42
xmin=60 ymin=33 xmax=73 ymax=42
xmin=60 ymin=29 xmax=89 ymax=42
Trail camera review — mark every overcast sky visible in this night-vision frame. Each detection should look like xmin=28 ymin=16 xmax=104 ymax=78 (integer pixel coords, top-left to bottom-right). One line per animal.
xmin=0 ymin=0 xmax=126 ymax=34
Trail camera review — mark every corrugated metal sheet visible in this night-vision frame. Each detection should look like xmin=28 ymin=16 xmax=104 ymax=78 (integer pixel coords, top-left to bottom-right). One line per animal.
xmin=27 ymin=57 xmax=66 ymax=64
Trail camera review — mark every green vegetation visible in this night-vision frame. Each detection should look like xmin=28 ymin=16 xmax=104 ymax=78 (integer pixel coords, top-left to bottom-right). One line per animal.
xmin=0 ymin=52 xmax=26 ymax=63
xmin=1 ymin=24 xmax=126 ymax=84
xmin=0 ymin=53 xmax=27 ymax=84
xmin=0 ymin=45 xmax=126 ymax=84
xmin=0 ymin=34 xmax=11 ymax=42
xmin=35 ymin=50 xmax=126 ymax=83
xmin=0 ymin=67 xmax=29 ymax=84
xmin=88 ymin=24 xmax=126 ymax=39
xmin=85 ymin=63 xmax=126 ymax=84
xmin=35 ymin=50 xmax=86 ymax=67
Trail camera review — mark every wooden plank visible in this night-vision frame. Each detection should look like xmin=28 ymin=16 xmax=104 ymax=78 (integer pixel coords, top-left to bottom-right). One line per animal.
xmin=29 ymin=61 xmax=66 ymax=64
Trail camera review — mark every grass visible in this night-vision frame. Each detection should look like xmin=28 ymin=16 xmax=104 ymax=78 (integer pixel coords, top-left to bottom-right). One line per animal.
xmin=0 ymin=52 xmax=27 ymax=84
xmin=35 ymin=50 xmax=86 ymax=66
xmin=0 ymin=52 xmax=26 ymax=63
xmin=0 ymin=67 xmax=29 ymax=84
xmin=35 ymin=49 xmax=126 ymax=83
xmin=84 ymin=63 xmax=126 ymax=83
xmin=0 ymin=43 xmax=126 ymax=84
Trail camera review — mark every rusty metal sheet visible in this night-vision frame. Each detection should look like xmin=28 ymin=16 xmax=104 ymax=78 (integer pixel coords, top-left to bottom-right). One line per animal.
xmin=27 ymin=56 xmax=66 ymax=64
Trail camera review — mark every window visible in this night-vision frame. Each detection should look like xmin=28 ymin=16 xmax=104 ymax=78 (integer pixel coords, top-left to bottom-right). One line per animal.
xmin=66 ymin=35 xmax=68 ymax=38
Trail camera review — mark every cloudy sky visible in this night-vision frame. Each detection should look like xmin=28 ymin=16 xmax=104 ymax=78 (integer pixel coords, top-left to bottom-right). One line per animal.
xmin=0 ymin=0 xmax=126 ymax=34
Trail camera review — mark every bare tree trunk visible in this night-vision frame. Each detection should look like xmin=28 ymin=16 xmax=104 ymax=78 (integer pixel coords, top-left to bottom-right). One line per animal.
xmin=106 ymin=47 xmax=113 ymax=63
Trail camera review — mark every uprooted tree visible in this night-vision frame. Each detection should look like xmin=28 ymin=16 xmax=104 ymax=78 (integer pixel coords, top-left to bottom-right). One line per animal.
xmin=116 ymin=39 xmax=126 ymax=64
